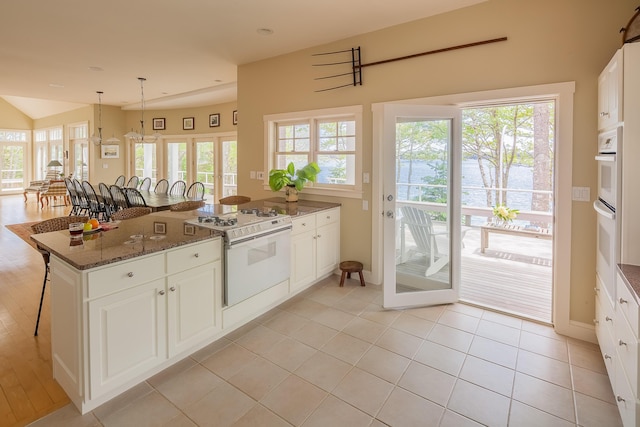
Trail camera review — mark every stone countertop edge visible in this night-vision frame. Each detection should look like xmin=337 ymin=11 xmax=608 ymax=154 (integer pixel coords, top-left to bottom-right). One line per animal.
xmin=244 ymin=198 xmax=341 ymax=216
xmin=34 ymin=233 xmax=220 ymax=271
xmin=618 ymin=264 xmax=640 ymax=304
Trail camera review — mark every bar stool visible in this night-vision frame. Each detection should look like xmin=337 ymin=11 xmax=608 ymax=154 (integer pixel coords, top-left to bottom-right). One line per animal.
xmin=339 ymin=261 xmax=365 ymax=287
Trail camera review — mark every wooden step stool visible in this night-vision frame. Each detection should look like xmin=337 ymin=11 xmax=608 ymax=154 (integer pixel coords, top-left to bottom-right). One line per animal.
xmin=339 ymin=261 xmax=365 ymax=287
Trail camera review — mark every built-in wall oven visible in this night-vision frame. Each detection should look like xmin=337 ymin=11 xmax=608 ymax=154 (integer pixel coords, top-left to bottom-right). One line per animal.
xmin=594 ymin=126 xmax=621 ymax=300
xmin=185 ymin=208 xmax=292 ymax=307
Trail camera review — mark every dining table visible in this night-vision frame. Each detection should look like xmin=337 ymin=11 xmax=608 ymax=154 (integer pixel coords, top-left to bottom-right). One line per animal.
xmin=137 ymin=191 xmax=202 ymax=212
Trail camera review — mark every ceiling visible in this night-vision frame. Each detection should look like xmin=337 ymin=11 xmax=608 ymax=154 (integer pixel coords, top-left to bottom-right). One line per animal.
xmin=0 ymin=0 xmax=486 ymax=119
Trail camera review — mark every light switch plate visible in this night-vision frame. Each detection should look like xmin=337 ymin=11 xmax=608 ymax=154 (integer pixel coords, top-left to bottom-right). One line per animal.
xmin=571 ymin=186 xmax=590 ymax=202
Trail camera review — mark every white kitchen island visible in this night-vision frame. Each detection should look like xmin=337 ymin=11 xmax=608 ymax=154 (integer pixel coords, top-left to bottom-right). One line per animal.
xmin=32 ymin=201 xmax=341 ymax=414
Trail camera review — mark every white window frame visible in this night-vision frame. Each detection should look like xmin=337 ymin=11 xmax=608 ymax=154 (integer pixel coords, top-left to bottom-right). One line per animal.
xmin=33 ymin=126 xmax=63 ymax=180
xmin=264 ymin=105 xmax=363 ymax=199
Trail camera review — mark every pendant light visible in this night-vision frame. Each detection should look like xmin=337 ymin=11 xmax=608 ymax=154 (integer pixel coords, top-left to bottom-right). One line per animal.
xmin=125 ymin=77 xmax=162 ymax=143
xmin=90 ymin=91 xmax=120 ymax=145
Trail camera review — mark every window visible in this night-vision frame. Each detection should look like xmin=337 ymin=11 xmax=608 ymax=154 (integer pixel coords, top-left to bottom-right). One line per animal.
xmin=266 ymin=105 xmax=363 ymax=198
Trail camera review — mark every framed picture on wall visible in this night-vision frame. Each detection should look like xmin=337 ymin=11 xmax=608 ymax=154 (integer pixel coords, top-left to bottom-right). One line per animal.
xmin=101 ymin=144 xmax=119 ymax=159
xmin=183 ymin=117 xmax=194 ymax=130
xmin=233 ymin=110 xmax=238 ymax=125
xmin=153 ymin=118 xmax=165 ymax=130
xmin=209 ymin=113 xmax=220 ymax=127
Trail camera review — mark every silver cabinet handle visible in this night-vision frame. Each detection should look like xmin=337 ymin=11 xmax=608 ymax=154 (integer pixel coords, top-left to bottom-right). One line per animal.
xmin=600 ymin=112 xmax=610 ymax=118
xmin=127 ymin=272 xmax=134 ymax=278
xmin=619 ymin=339 xmax=627 ymax=347
xmin=170 ymin=286 xmax=176 ymax=292
xmin=194 ymin=253 xmax=199 ymax=258
xmin=604 ymin=353 xmax=612 ymax=360
xmin=594 ymin=287 xmax=599 ymax=293
xmin=619 ymin=298 xmax=627 ymax=304
xmin=302 ymin=223 xmax=306 ymax=227
xmin=617 ymin=395 xmax=625 ymax=402
xmin=594 ymin=319 xmax=599 ymax=325
xmin=159 ymin=290 xmax=165 ymax=296
xmin=605 ymin=316 xmax=613 ymax=322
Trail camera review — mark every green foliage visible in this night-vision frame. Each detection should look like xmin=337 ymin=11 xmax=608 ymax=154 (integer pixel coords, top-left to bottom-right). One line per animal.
xmin=269 ymin=162 xmax=321 ymax=192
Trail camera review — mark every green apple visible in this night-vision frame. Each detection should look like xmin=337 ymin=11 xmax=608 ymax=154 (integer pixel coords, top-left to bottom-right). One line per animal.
xmin=83 ymin=223 xmax=93 ymax=232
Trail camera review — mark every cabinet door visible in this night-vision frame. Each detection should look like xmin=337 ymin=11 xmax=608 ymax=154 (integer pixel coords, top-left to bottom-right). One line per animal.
xmin=598 ymin=50 xmax=623 ymax=130
xmin=291 ymin=230 xmax=316 ymax=291
xmin=88 ymin=278 xmax=167 ymax=399
xmin=167 ymin=261 xmax=222 ymax=357
xmin=316 ymin=221 xmax=340 ymax=278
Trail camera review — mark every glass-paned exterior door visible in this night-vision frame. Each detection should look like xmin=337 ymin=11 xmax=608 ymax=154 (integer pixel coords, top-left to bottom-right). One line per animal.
xmin=0 ymin=129 xmax=27 ymax=192
xmin=382 ymin=105 xmax=461 ymax=308
xmin=167 ymin=141 xmax=187 ymax=183
xmin=134 ymin=143 xmax=158 ymax=186
xmin=221 ymin=139 xmax=237 ymax=198
xmin=195 ymin=141 xmax=214 ymax=198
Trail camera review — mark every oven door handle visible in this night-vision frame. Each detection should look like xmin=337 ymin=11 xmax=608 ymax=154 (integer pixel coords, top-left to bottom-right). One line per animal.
xmin=595 ymin=154 xmax=616 ymax=162
xmin=593 ymin=200 xmax=615 ymax=220
xmin=226 ymin=227 xmax=292 ymax=248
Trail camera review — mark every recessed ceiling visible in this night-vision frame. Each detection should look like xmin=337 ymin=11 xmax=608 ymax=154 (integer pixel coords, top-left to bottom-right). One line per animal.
xmin=0 ymin=0 xmax=486 ymax=119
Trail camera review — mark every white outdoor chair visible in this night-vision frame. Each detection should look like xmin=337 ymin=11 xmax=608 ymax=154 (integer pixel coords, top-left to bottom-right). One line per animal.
xmin=399 ymin=205 xmax=450 ymax=277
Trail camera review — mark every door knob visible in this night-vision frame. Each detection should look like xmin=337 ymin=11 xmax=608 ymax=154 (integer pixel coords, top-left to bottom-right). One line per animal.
xmin=386 ymin=210 xmax=394 ymax=219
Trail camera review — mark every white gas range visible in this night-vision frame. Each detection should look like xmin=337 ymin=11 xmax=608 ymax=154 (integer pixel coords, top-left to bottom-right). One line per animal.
xmin=185 ymin=207 xmax=292 ymax=244
xmin=185 ymin=207 xmax=292 ymax=306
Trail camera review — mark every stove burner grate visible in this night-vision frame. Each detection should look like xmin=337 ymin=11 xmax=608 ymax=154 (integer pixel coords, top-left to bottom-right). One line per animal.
xmin=240 ymin=208 xmax=278 ymax=217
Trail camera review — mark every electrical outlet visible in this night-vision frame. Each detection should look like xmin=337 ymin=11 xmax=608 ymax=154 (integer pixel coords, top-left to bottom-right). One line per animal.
xmin=250 ymin=171 xmax=256 ymax=179
xmin=362 ymin=200 xmax=368 ymax=211
xmin=256 ymin=171 xmax=265 ymax=180
xmin=363 ymin=172 xmax=370 ymax=184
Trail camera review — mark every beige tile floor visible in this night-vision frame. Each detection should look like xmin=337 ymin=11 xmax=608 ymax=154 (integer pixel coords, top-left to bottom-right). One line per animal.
xmin=28 ymin=276 xmax=623 ymax=427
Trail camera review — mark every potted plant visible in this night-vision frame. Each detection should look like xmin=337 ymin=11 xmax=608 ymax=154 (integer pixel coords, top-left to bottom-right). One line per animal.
xmin=269 ymin=161 xmax=321 ymax=202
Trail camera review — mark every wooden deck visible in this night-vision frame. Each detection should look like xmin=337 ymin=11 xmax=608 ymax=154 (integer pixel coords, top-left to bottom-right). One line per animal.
xmin=397 ymin=225 xmax=553 ymax=323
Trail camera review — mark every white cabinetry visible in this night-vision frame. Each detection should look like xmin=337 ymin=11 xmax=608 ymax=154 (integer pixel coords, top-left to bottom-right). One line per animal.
xmin=290 ymin=208 xmax=340 ymax=291
xmin=598 ymin=49 xmax=623 ymax=131
xmin=596 ymin=272 xmax=640 ymax=427
xmin=51 ymin=238 xmax=222 ymax=413
xmin=597 ymin=43 xmax=640 ymax=426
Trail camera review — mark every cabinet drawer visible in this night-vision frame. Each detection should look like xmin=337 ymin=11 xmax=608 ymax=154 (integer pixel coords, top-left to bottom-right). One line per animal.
xmin=615 ymin=362 xmax=638 ymax=427
xmin=87 ymin=254 xmax=165 ymax=299
xmin=167 ymin=239 xmax=221 ymax=275
xmin=597 ymin=298 xmax=618 ymax=384
xmin=292 ymin=215 xmax=316 ymax=235
xmin=598 ymin=279 xmax=617 ymax=342
xmin=615 ymin=313 xmax=639 ymax=397
xmin=617 ymin=273 xmax=640 ymax=338
xmin=316 ymin=208 xmax=339 ymax=227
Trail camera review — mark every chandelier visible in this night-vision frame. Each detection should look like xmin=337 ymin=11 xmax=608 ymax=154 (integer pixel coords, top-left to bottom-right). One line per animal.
xmin=125 ymin=77 xmax=162 ymax=143
xmin=90 ymin=91 xmax=120 ymax=146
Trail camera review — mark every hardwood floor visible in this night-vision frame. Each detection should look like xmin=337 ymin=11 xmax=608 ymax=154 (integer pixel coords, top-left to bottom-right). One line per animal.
xmin=0 ymin=195 xmax=71 ymax=427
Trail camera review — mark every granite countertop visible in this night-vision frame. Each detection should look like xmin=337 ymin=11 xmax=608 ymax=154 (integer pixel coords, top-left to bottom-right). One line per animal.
xmin=31 ymin=211 xmax=220 ymax=271
xmin=31 ymin=198 xmax=340 ymax=271
xmin=197 ymin=197 xmax=341 ymax=217
xmin=618 ymin=264 xmax=640 ymax=302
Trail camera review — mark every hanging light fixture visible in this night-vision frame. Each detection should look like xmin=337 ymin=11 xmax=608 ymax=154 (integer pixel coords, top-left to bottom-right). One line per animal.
xmin=125 ymin=77 xmax=161 ymax=143
xmin=90 ymin=91 xmax=120 ymax=146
